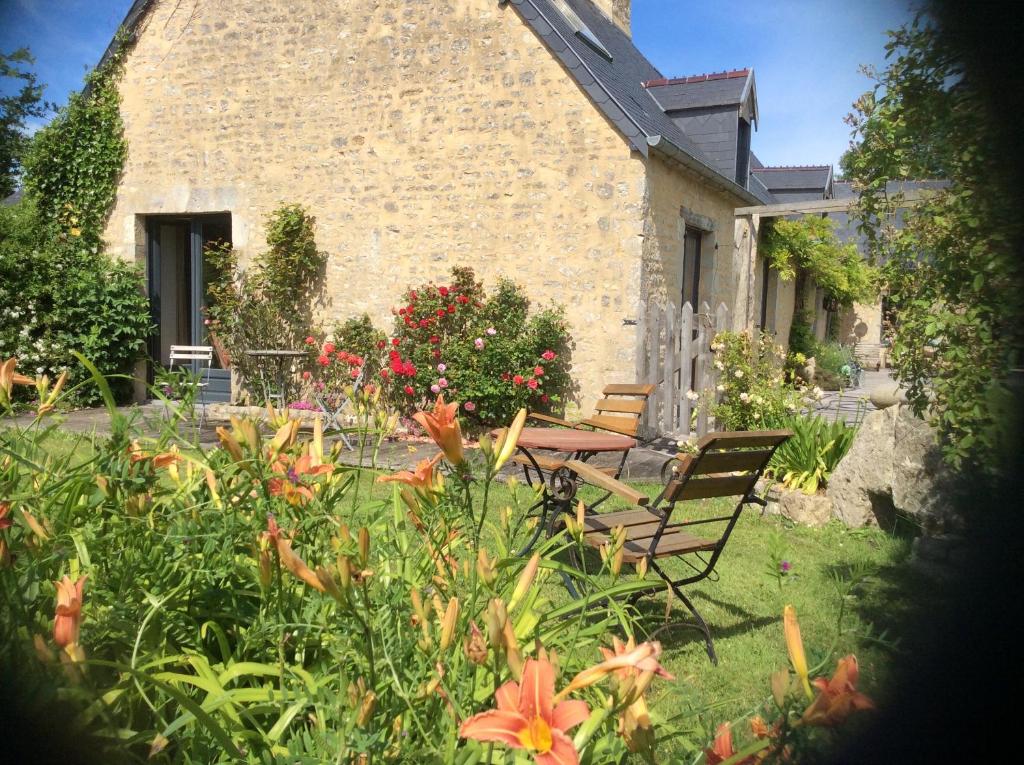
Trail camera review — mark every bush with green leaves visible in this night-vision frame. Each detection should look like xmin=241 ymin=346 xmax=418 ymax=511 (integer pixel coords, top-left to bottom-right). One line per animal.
xmin=710 ymin=330 xmax=814 ymax=431
xmin=0 ymin=34 xmax=150 ymax=405
xmin=765 ymin=414 xmax=858 ymax=494
xmin=205 ymin=204 xmax=327 ymax=396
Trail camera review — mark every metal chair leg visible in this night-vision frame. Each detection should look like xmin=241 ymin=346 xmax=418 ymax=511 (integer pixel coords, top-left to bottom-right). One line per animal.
xmin=651 ymin=559 xmax=718 ymax=665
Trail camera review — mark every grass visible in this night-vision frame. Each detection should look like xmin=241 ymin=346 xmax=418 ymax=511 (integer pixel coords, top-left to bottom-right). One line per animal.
xmin=18 ymin=426 xmax=929 ymax=760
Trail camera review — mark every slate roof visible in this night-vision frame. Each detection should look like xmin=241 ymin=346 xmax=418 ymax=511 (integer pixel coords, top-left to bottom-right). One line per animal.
xmin=751 ymin=165 xmax=832 ymax=191
xmin=508 ymin=0 xmax=764 ymax=203
xmin=643 ymin=69 xmax=752 ymax=111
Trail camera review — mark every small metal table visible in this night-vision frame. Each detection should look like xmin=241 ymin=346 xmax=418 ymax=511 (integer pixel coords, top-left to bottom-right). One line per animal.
xmin=244 ymin=349 xmax=307 ymax=408
xmin=493 ymin=426 xmax=636 ymax=554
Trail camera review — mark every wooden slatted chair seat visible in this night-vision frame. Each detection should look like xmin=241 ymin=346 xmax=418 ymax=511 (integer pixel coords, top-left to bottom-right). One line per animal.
xmin=565 ymin=429 xmax=792 ymax=664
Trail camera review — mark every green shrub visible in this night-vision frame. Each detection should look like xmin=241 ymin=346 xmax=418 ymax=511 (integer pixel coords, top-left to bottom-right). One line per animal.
xmin=205 ymin=205 xmax=327 ymax=396
xmin=766 ymin=413 xmax=858 ymax=494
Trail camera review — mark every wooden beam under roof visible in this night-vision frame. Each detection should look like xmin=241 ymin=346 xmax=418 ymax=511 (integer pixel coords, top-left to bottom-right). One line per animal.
xmin=735 ymin=188 xmax=939 ymax=217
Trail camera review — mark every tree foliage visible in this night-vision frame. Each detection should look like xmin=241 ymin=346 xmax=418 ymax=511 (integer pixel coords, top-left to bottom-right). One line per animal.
xmin=0 ymin=48 xmax=50 ymax=199
xmin=842 ymin=17 xmax=1023 ymax=468
xmin=761 ymin=216 xmax=878 ymax=307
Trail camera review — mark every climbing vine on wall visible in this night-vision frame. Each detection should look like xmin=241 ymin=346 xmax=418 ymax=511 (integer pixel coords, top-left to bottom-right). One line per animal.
xmin=761 ymin=216 xmax=878 ymax=308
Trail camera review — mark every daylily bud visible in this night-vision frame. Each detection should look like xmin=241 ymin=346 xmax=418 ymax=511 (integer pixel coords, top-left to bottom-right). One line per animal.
xmin=464 ymin=621 xmax=488 ymax=665
xmin=502 ymin=619 xmax=523 ymax=680
xmin=478 ymin=432 xmax=492 ymax=457
xmin=257 ymin=534 xmax=273 ymax=589
xmin=476 ymin=548 xmax=497 ymax=586
xmin=216 ymin=427 xmax=244 ymax=462
xmin=486 ymin=599 xmax=508 ymax=651
xmin=316 ymin=566 xmax=345 ymax=603
xmin=356 ymin=690 xmax=377 ymax=726
xmin=636 ymin=556 xmax=649 ymax=579
xmin=509 ymin=552 xmax=540 ymax=611
xmin=439 ymin=597 xmax=460 ymax=652
xmin=338 ymin=556 xmax=353 ymax=590
xmin=494 ymin=408 xmax=527 ymax=471
xmin=771 ymin=669 xmax=790 ymax=709
xmin=783 ymin=605 xmax=813 ymax=699
xmin=21 ymin=508 xmax=50 ymax=542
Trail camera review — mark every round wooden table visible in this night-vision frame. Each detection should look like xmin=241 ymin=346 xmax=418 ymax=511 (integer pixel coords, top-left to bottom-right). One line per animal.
xmin=513 ymin=427 xmax=636 ymax=454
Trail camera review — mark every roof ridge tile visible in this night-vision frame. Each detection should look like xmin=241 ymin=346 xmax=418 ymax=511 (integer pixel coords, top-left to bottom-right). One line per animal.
xmin=642 ymin=68 xmax=750 ymax=88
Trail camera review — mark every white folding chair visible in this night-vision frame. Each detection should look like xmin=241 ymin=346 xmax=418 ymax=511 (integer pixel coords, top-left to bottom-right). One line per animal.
xmin=169 ymin=345 xmax=214 ymax=428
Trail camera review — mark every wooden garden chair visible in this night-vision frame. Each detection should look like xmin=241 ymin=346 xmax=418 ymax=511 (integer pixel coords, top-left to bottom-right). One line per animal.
xmin=513 ymin=383 xmax=658 ymax=482
xmin=564 ymin=429 xmax=792 ymax=664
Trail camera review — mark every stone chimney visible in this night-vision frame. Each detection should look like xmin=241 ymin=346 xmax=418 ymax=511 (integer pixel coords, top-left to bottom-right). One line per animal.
xmin=592 ymin=0 xmax=631 ymax=37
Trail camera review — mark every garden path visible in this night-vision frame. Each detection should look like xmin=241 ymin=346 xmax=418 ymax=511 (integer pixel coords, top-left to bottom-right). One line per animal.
xmin=811 ymin=368 xmax=893 ymax=424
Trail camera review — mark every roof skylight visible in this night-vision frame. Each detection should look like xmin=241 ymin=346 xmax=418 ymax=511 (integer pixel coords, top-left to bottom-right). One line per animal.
xmin=550 ymin=0 xmax=612 ymax=61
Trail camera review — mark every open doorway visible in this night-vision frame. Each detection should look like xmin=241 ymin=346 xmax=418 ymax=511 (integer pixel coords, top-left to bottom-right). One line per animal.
xmin=146 ymin=213 xmax=232 ymax=401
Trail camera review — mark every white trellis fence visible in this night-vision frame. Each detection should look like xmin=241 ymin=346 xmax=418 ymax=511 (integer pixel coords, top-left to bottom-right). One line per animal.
xmin=638 ymin=301 xmax=730 ymax=439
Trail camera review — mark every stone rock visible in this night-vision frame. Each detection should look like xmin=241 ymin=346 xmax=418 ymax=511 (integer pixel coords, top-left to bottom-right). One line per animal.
xmin=827 ymin=404 xmax=957 ymax=530
xmin=777 ymin=489 xmax=834 ymax=527
xmin=868 ymin=382 xmax=907 ymax=409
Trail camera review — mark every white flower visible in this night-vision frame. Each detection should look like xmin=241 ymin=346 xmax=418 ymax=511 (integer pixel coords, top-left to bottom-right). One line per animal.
xmin=734 ymin=369 xmax=744 ymax=379
xmin=685 ymin=390 xmax=699 ymax=402
xmin=752 ymin=394 xmax=762 ymax=405
xmin=36 ymin=366 xmax=44 ymax=375
xmin=716 ymin=384 xmax=725 ymax=392
xmin=714 ymin=360 xmax=724 ymax=371
xmin=812 ymin=386 xmax=824 ymax=400
xmin=739 ymin=392 xmax=750 ymax=403
xmin=753 ymin=411 xmax=761 ymax=419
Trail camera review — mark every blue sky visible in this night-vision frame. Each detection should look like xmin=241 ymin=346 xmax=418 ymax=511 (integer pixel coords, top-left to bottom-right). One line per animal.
xmin=1 ymin=0 xmax=915 ymax=168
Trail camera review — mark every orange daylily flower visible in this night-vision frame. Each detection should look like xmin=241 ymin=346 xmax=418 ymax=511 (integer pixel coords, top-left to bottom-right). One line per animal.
xmin=704 ymin=722 xmax=756 ymax=765
xmin=413 ymin=395 xmax=465 ymax=466
xmin=54 ymin=575 xmax=87 ymax=648
xmin=460 ymin=657 xmax=589 ymax=765
xmin=263 ymin=515 xmax=325 ymax=593
xmin=376 ymin=452 xmax=443 ymax=491
xmin=801 ymin=655 xmax=875 ymax=727
xmin=559 ymin=637 xmax=673 ymax=699
xmin=0 ymin=358 xmax=34 ymax=404
xmin=0 ymin=502 xmax=12 ymax=567
xmin=268 ymin=453 xmax=334 ymax=506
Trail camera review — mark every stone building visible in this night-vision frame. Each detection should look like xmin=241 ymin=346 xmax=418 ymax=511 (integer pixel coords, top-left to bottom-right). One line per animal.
xmin=101 ymin=0 xmax=823 ymax=407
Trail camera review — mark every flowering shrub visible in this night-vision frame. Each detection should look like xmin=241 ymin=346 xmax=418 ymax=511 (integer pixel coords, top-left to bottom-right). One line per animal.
xmin=338 ymin=267 xmax=572 ymax=427
xmin=710 ymin=330 xmax=817 ymax=431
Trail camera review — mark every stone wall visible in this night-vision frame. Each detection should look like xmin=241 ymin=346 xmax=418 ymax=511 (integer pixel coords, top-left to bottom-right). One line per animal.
xmin=837 ymin=300 xmax=883 ymax=346
xmin=640 ymin=154 xmax=743 ymax=319
xmin=105 ymin=0 xmax=655 ymax=411
xmin=591 ymin=0 xmax=631 ymax=36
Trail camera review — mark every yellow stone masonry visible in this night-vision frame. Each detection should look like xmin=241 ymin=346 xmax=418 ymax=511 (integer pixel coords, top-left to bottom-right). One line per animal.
xmin=105 ymin=0 xmax=750 ymax=411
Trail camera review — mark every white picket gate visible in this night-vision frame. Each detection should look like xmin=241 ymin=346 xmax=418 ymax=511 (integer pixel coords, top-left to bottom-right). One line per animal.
xmin=638 ymin=301 xmax=730 ymax=439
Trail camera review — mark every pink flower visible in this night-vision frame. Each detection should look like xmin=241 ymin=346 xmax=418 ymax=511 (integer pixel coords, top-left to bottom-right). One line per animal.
xmin=475 ymin=338 xmax=485 ymax=350
xmin=439 ymin=286 xmax=450 ymax=297
xmin=541 ymin=350 xmax=556 ymax=361
xmin=380 ymin=369 xmax=390 ymax=379
xmin=437 ymin=363 xmax=447 ymax=373
xmin=540 ymin=394 xmax=550 ymax=404
xmin=305 ymin=336 xmax=316 ymax=345
xmin=464 ymin=401 xmax=476 ymax=412
xmin=317 ymin=355 xmax=330 ymax=366
xmin=302 ymin=371 xmax=311 ymax=380
xmin=486 ymin=327 xmax=497 ymax=336
xmin=430 ymin=335 xmax=440 ymax=345
xmin=203 ymin=318 xmax=211 ymax=326
xmin=438 ymin=378 xmax=448 ymax=388
xmin=534 ymin=366 xmax=544 ymax=376
xmin=323 ymin=342 xmax=336 ymax=354
xmin=513 ymin=375 xmax=524 ymax=385
xmin=404 ymin=385 xmax=415 ymax=395
xmin=392 ymin=338 xmax=401 ymax=347
xmin=431 ymin=384 xmax=441 ymax=394
xmin=527 ymin=378 xmax=539 ymax=390
xmin=316 ymin=381 xmax=325 ymax=391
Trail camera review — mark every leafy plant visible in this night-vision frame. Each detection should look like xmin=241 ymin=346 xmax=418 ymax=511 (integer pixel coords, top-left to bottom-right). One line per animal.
xmin=762 ymin=217 xmax=878 ymax=309
xmin=205 ymin=205 xmax=327 ymax=398
xmin=841 ymin=16 xmax=1022 ymax=469
xmin=767 ymin=414 xmax=858 ymax=494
